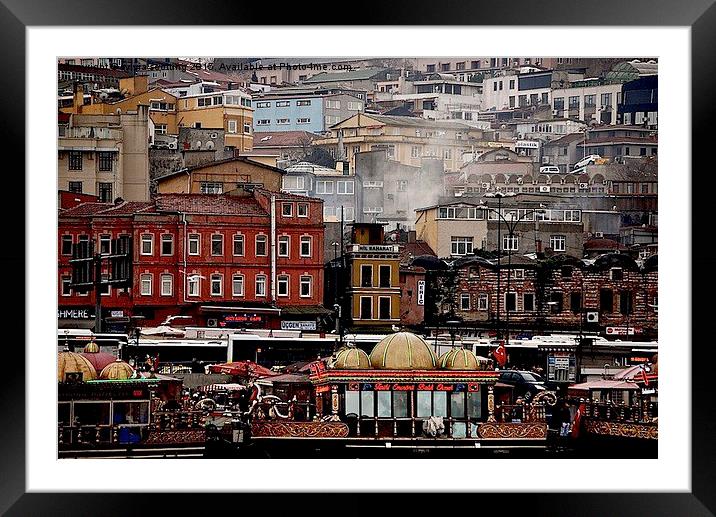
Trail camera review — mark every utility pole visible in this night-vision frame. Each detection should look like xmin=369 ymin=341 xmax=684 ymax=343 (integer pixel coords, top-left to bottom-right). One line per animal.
xmin=94 ymin=253 xmax=102 ymax=333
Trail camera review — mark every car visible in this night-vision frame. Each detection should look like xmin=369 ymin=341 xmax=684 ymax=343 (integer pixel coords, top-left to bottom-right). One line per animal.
xmin=539 ymin=165 xmax=561 ymax=174
xmin=573 ymin=154 xmax=602 ymax=169
xmin=497 ymin=370 xmax=548 ymax=400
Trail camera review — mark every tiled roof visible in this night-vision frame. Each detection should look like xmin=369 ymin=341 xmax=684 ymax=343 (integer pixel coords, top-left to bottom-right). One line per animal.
xmin=285 ymin=161 xmax=341 ymax=176
xmin=584 ymin=238 xmax=625 ymax=250
xmin=358 ymin=114 xmax=475 ymax=130
xmin=400 ymin=241 xmax=435 ymax=263
xmin=543 ymin=133 xmax=585 ymax=146
xmin=253 ymin=131 xmax=321 ymax=148
xmin=303 ymin=67 xmax=387 ymax=83
xmin=59 ymin=201 xmax=155 ymax=218
xmin=154 ymin=194 xmax=268 ymax=216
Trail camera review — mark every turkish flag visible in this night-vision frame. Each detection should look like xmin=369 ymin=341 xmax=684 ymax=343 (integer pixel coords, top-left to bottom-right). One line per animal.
xmin=493 ymin=342 xmax=507 ymax=367
xmin=641 ymin=366 xmax=650 ymax=386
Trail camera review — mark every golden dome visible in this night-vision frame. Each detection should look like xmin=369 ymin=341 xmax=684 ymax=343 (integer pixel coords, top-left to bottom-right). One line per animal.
xmin=369 ymin=332 xmax=437 ymax=370
xmin=99 ymin=359 xmax=135 ymax=380
xmin=83 ymin=340 xmax=100 ymax=353
xmin=58 ymin=351 xmax=97 ymax=382
xmin=438 ymin=348 xmax=487 ymax=370
xmin=333 ymin=346 xmax=371 ymax=369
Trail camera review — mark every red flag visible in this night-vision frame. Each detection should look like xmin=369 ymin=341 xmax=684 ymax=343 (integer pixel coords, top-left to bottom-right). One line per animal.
xmin=641 ymin=366 xmax=649 ymax=386
xmin=493 ymin=341 xmax=507 ymax=367
xmin=153 ymin=353 xmax=160 ymax=371
xmin=571 ymin=402 xmax=585 ymax=439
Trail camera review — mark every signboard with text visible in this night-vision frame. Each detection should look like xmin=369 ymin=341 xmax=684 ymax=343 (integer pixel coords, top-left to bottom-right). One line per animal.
xmin=417 ymin=280 xmax=425 ymax=306
xmin=281 ymin=320 xmax=317 ymax=331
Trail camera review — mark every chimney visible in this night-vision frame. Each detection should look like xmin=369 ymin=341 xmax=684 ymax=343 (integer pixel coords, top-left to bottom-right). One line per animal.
xmin=408 ymin=230 xmax=416 ymax=243
xmin=73 ymin=82 xmax=85 ymax=112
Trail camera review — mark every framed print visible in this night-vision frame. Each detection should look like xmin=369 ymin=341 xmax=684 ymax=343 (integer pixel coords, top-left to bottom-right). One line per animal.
xmin=3 ymin=1 xmax=712 ymax=514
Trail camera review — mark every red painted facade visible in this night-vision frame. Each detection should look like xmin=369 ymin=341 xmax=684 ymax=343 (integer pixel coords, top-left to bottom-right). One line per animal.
xmin=58 ymin=190 xmax=325 ymax=329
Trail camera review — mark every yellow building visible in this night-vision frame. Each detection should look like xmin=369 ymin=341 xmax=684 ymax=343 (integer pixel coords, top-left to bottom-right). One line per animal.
xmin=414 ymin=202 xmax=488 ymax=258
xmin=60 ymin=76 xmax=254 ymax=152
xmin=314 ymin=113 xmax=493 ymax=173
xmin=156 ymin=157 xmax=284 ymax=194
xmin=346 ymin=223 xmax=401 ymax=329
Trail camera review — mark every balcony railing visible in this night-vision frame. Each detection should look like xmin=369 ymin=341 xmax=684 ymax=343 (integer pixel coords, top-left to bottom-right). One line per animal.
xmin=59 ymin=126 xmax=122 ymax=139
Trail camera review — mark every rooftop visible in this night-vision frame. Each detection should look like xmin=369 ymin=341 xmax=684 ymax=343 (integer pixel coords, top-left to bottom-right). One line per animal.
xmin=302 ymin=67 xmax=388 ymax=83
xmin=253 ymin=131 xmax=321 ymax=148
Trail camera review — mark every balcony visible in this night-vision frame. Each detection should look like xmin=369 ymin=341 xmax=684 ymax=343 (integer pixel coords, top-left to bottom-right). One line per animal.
xmin=59 ymin=126 xmax=122 ymax=140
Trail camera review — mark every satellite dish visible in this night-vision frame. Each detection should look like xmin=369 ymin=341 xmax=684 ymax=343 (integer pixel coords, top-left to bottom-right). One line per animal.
xmin=99 ymin=91 xmax=109 ymax=100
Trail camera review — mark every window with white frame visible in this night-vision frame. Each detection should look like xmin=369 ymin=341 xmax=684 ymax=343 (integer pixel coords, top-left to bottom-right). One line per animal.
xmin=277 ymin=275 xmax=290 ymax=297
xmin=523 ymin=292 xmax=535 ymax=311
xmin=100 ymin=274 xmax=111 ymax=296
xmin=550 ymin=235 xmax=566 ymax=252
xmin=478 ymin=293 xmax=489 ymax=311
xmin=297 ymin=203 xmax=308 ymax=217
xmin=140 ymin=234 xmax=153 ymax=255
xmin=161 ymin=234 xmax=174 ymax=256
xmin=61 ymin=276 xmax=72 ymax=296
xmin=343 ymin=206 xmax=355 ymax=221
xmin=348 ymin=101 xmax=362 ymax=111
xmin=316 ymin=180 xmax=334 ymax=194
xmin=256 ymin=119 xmax=270 ymax=126
xmin=282 ymin=203 xmax=293 ymax=217
xmin=211 ymin=234 xmax=224 ymax=256
xmin=502 ymin=235 xmax=519 ymax=251
xmin=187 ymin=275 xmax=200 ymax=297
xmin=513 ymin=269 xmax=525 ymax=280
xmin=337 ymin=180 xmax=354 ymax=195
xmin=300 ymin=275 xmax=312 ymax=297
xmin=283 ymin=176 xmax=305 ymax=191
xmin=232 ymin=274 xmax=244 ymax=296
xmin=300 ymin=236 xmax=311 ymax=257
xmin=255 ymin=235 xmax=268 ymax=256
xmin=233 ymin=234 xmax=244 ymax=256
xmin=326 ymin=100 xmax=341 ymax=109
xmin=99 ymin=234 xmax=111 ymax=254
xmin=460 ymin=293 xmax=470 ymax=311
xmin=160 ymin=274 xmax=173 ymax=296
xmin=244 ymin=123 xmax=251 ymax=134
xmin=188 ymin=234 xmax=200 ymax=255
xmin=323 ymin=206 xmax=335 ymax=219
xmin=200 ymin=182 xmax=223 ymax=194
xmin=140 ymin=274 xmax=152 ymax=296
xmin=210 ymin=274 xmax=222 ymax=296
xmin=411 ymin=146 xmax=421 ymax=158
xmin=297 ymin=118 xmax=311 ymax=124
xmin=255 ymin=275 xmax=267 ymax=297
xmin=276 ymin=118 xmax=290 ymax=125
xmin=278 ymin=235 xmax=290 ymax=257
xmin=227 ymin=120 xmax=237 ymax=133
xmin=451 ymin=236 xmax=473 ymax=256
xmin=61 ymin=235 xmax=73 ymax=255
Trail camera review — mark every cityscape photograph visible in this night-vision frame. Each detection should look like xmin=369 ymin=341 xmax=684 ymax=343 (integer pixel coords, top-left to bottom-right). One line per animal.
xmin=56 ymin=55 xmax=658 ymax=459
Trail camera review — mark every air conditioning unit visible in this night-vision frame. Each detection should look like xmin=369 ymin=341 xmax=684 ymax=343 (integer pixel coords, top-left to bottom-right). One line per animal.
xmin=207 ymin=318 xmax=218 ymax=328
xmin=209 ymin=132 xmax=218 ymax=139
xmin=595 ymin=231 xmax=604 ymax=238
xmin=586 ymin=311 xmax=599 ymax=323
xmin=517 ymin=178 xmax=523 ymax=185
xmin=168 ymin=142 xmax=177 ymax=149
xmin=579 ymin=183 xmax=589 ymax=189
xmin=539 ymin=186 xmax=550 ymax=193
xmin=482 ymin=182 xmax=491 ymax=189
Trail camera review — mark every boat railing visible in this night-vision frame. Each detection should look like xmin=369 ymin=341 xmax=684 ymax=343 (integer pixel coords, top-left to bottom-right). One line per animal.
xmin=582 ymin=401 xmax=657 ymax=423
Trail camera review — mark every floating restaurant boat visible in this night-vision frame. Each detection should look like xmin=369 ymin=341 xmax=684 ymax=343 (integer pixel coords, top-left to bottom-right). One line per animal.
xmin=207 ymin=331 xmax=555 ymax=457
xmin=57 ymin=349 xmax=206 ymax=458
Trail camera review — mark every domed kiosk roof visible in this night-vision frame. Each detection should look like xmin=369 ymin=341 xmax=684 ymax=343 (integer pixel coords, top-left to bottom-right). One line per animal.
xmin=99 ymin=359 xmax=135 ymax=380
xmin=58 ymin=350 xmax=97 ymax=382
xmin=81 ymin=352 xmax=117 ymax=373
xmin=83 ymin=340 xmax=100 ymax=353
xmin=369 ymin=332 xmax=437 ymax=370
xmin=438 ymin=348 xmax=488 ymax=370
xmin=333 ymin=346 xmax=371 ymax=369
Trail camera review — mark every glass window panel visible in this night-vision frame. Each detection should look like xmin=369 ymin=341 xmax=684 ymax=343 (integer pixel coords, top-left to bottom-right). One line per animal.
xmin=377 ymin=391 xmax=391 ymax=417
xmin=452 ymin=422 xmax=467 ymax=438
xmin=345 ymin=391 xmax=359 ymax=416
xmin=451 ymin=392 xmax=466 ymax=418
xmin=113 ymin=402 xmax=149 ymax=425
xmin=58 ymin=403 xmax=71 ymax=425
xmin=73 ymin=402 xmax=110 ymax=426
xmin=393 ymin=391 xmax=408 ymax=418
xmin=433 ymin=391 xmax=448 ymax=417
xmin=417 ymin=391 xmax=432 ymax=417
xmin=467 ymin=392 xmax=482 ymax=419
xmin=360 ymin=391 xmax=374 ymax=417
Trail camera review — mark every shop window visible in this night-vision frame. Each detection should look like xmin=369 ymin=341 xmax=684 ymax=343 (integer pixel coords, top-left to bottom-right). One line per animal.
xmin=393 ymin=391 xmax=408 ymax=418
xmin=112 ymin=402 xmax=149 ymax=425
xmin=345 ymin=390 xmax=359 ymax=415
xmin=377 ymin=391 xmax=391 ymax=417
xmin=416 ymin=391 xmax=432 ymax=418
xmin=73 ymin=402 xmax=110 ymax=426
xmin=467 ymin=391 xmax=482 ymax=419
xmin=360 ymin=391 xmax=374 ymax=417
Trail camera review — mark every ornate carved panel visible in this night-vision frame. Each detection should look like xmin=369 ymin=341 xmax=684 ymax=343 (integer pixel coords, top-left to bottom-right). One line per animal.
xmin=252 ymin=421 xmax=350 ymax=438
xmin=145 ymin=429 xmax=206 ymax=444
xmin=583 ymin=419 xmax=658 ymax=440
xmin=477 ymin=423 xmax=547 ymax=439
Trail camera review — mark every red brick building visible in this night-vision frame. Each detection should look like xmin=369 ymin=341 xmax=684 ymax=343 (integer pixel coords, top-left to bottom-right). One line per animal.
xmin=58 ymin=189 xmax=327 ymax=330
xmin=449 ymin=253 xmax=657 ymax=338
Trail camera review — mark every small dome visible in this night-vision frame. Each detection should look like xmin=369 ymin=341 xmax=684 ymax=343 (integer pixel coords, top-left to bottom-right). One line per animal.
xmin=439 ymin=348 xmax=487 ymax=370
xmin=333 ymin=347 xmax=371 ymax=369
xmin=83 ymin=340 xmax=100 ymax=353
xmin=81 ymin=352 xmax=117 ymax=373
xmin=100 ymin=359 xmax=135 ymax=380
xmin=369 ymin=332 xmax=437 ymax=370
xmin=58 ymin=351 xmax=97 ymax=382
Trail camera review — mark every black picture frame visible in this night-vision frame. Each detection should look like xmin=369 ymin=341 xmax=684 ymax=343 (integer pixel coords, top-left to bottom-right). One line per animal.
xmin=4 ymin=2 xmax=711 ymax=513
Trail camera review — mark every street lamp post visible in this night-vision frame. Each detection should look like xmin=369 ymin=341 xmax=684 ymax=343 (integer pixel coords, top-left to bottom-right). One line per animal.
xmin=481 ymin=194 xmax=545 ymax=348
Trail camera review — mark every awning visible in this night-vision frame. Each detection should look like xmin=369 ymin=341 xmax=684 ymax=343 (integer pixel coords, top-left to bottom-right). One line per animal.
xmin=58 ymin=320 xmax=95 ymax=330
xmin=281 ymin=305 xmax=332 ymax=316
xmin=199 ymin=306 xmax=281 ymax=315
xmin=208 ymin=361 xmax=277 ymax=378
